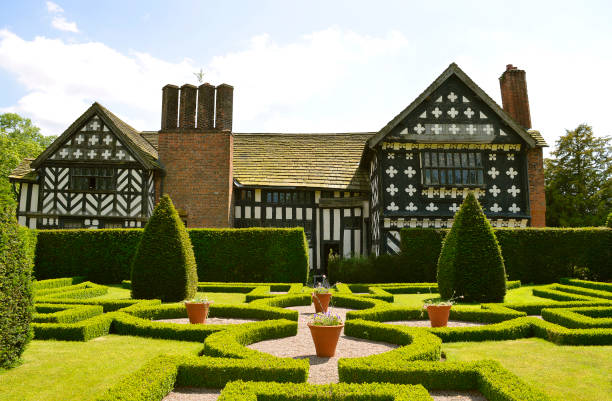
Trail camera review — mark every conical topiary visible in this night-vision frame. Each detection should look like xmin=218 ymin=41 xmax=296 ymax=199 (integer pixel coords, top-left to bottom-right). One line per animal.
xmin=437 ymin=192 xmax=506 ymax=302
xmin=130 ymin=194 xmax=198 ymax=302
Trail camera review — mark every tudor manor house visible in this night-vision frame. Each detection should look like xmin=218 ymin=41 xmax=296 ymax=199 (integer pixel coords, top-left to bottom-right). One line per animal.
xmin=10 ymin=63 xmax=547 ymax=272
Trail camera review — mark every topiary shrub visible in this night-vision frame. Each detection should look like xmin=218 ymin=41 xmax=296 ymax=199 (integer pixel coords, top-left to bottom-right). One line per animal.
xmin=607 ymin=212 xmax=612 ymax=228
xmin=130 ymin=195 xmax=197 ymax=302
xmin=0 ymin=206 xmax=36 ymax=368
xmin=437 ymin=192 xmax=506 ymax=302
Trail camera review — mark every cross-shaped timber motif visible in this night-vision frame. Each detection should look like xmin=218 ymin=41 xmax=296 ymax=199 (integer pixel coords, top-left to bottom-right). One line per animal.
xmin=387 ymin=153 xmax=395 ymax=160
xmin=87 ymin=149 xmax=97 ymax=159
xmin=447 ymin=92 xmax=458 ymax=102
xmin=386 ymin=184 xmax=398 ymax=196
xmin=91 ymin=120 xmax=100 ymax=131
xmin=464 ymin=108 xmax=474 ymax=118
xmin=507 ymin=185 xmax=521 ymax=197
xmin=405 ymin=153 xmax=414 ymax=160
xmin=405 ymin=184 xmax=417 ymax=196
xmin=489 ymin=153 xmax=496 ymax=161
xmin=59 ymin=148 xmax=69 ymax=158
xmin=487 ymin=167 xmax=500 ymax=179
xmin=76 ymin=135 xmax=85 ymax=144
xmin=425 ymin=202 xmax=438 ymax=211
xmin=385 ymin=166 xmax=398 ymax=177
xmin=414 ymin=123 xmax=425 ymax=134
xmin=116 ymin=150 xmax=125 ymax=159
xmin=509 ymin=203 xmax=521 ymax=213
xmin=405 ymin=202 xmax=417 ymax=211
xmin=489 ymin=185 xmax=501 ymax=197
xmin=431 ymin=124 xmax=442 ymax=135
xmin=101 ymin=150 xmax=112 ymax=160
xmin=449 ymin=203 xmax=459 ymax=212
xmin=73 ymin=149 xmax=83 ymax=158
xmin=89 ymin=135 xmax=99 ymax=145
xmin=432 ymin=107 xmax=442 ymax=118
xmin=466 ymin=124 xmax=476 ymax=135
xmin=104 ymin=135 xmax=113 ymax=145
xmin=386 ymin=202 xmax=399 ymax=211
xmin=506 ymin=167 xmax=518 ymax=179
xmin=449 ymin=124 xmax=459 ymax=134
xmin=404 ymin=166 xmax=416 ymax=178
xmin=483 ymin=125 xmax=494 ymax=135
xmin=507 ymin=153 xmax=515 ymax=161
xmin=490 ymin=203 xmax=502 ymax=212
xmin=447 ymin=107 xmax=459 ymax=118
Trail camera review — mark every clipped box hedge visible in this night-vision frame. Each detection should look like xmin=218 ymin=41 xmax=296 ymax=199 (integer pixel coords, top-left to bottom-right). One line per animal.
xmin=34 ymin=227 xmax=309 ymax=284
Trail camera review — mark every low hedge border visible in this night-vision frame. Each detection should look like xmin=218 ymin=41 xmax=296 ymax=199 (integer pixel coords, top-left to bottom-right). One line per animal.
xmin=499 ymin=300 xmax=612 ymax=316
xmin=38 ymin=298 xmax=161 ymax=313
xmin=541 ymin=307 xmax=612 ymax=329
xmin=244 ymin=284 xmax=304 ymax=302
xmin=560 ymin=278 xmax=612 ymax=293
xmin=546 ymin=284 xmax=612 ymax=300
xmin=249 ymin=293 xmax=312 ymax=308
xmin=344 ymin=281 xmax=520 ymax=295
xmin=35 ymin=282 xmax=108 ymax=301
xmin=532 ymin=287 xmax=601 ymax=302
xmin=339 ymin=359 xmax=553 ymax=401
xmin=34 ymin=281 xmax=98 ymax=297
xmin=33 ymin=303 xmax=103 ymax=323
xmin=32 ymin=313 xmax=114 ymax=341
xmin=217 ymin=381 xmax=432 ymax=401
xmin=33 ymin=277 xmax=85 ymax=290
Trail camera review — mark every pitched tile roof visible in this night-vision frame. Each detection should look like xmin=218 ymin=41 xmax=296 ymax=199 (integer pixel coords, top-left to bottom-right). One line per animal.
xmin=233 ymin=133 xmax=374 ymax=191
xmin=527 ymin=130 xmax=548 ymax=147
xmin=9 ymin=158 xmax=37 ymax=181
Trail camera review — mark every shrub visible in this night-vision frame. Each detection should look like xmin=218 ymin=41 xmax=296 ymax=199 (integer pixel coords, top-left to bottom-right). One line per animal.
xmin=437 ymin=192 xmax=506 ymax=302
xmin=131 ymin=195 xmax=198 ymax=302
xmin=607 ymin=211 xmax=612 ymax=228
xmin=0 ymin=206 xmax=36 ymax=368
xmin=328 ymin=253 xmax=417 ymax=284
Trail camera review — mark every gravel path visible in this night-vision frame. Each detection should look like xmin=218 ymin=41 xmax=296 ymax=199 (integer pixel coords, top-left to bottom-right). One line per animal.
xmin=154 ymin=317 xmax=261 ymax=325
xmin=430 ymin=390 xmax=487 ymax=400
xmin=384 ymin=320 xmax=485 ymax=327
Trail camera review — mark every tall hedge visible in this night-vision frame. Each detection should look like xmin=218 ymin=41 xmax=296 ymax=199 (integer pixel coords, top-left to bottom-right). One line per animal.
xmin=437 ymin=192 xmax=506 ymax=302
xmin=0 ymin=207 xmax=36 ymax=368
xmin=131 ymin=195 xmax=197 ymax=302
xmin=34 ymin=228 xmax=309 ymax=284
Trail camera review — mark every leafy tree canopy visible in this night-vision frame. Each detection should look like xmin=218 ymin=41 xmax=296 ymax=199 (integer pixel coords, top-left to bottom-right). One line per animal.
xmin=545 ymin=124 xmax=611 ymax=227
xmin=0 ymin=113 xmax=56 ymax=207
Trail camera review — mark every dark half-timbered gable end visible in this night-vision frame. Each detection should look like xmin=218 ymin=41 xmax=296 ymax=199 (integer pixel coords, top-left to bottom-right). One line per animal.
xmin=10 ymin=103 xmax=161 ymax=229
xmin=367 ymin=63 xmax=547 ymax=255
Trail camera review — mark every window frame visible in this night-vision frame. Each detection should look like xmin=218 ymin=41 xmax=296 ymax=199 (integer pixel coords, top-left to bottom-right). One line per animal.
xmin=420 ymin=150 xmax=485 ymax=188
xmin=69 ymin=167 xmax=116 ymax=192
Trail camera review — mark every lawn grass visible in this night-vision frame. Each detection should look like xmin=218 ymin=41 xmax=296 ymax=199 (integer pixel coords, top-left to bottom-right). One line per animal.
xmin=89 ymin=285 xmax=247 ymax=304
xmin=0 ymin=335 xmax=202 ymax=401
xmin=442 ymin=338 xmax=612 ymax=401
xmin=503 ymin=284 xmax=553 ymax=304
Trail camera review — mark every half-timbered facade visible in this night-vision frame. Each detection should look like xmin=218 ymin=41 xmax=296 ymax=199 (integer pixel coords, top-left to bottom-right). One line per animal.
xmin=10 ymin=63 xmax=547 ymax=272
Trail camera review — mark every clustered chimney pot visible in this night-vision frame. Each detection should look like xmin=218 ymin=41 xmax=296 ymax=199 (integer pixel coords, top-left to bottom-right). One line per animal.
xmin=499 ymin=64 xmax=531 ymax=129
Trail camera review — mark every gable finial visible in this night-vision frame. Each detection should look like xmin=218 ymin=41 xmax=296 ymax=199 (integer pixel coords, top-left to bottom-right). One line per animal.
xmin=193 ymin=68 xmax=205 ymax=84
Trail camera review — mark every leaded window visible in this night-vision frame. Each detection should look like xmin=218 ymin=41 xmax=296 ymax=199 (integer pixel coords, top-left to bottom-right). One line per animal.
xmin=420 ymin=151 xmax=484 ymax=186
xmin=264 ymin=190 xmax=314 ymax=205
xmin=70 ymin=168 xmax=115 ymax=191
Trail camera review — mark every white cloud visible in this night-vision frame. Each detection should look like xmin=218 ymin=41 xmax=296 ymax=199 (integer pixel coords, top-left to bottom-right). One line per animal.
xmin=46 ymin=1 xmax=79 ymax=33
xmin=51 ymin=16 xmax=79 ymax=33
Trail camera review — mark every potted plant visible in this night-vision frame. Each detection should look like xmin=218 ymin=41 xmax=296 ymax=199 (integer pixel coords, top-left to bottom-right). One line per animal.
xmin=307 ymin=311 xmax=344 ymax=357
xmin=312 ymin=284 xmax=332 ymax=313
xmin=423 ymin=298 xmax=454 ymax=327
xmin=184 ymin=295 xmax=212 ymax=324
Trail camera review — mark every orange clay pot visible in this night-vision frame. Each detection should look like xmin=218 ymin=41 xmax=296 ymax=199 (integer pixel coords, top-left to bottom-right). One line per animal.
xmin=185 ymin=302 xmax=211 ymax=324
xmin=426 ymin=304 xmax=451 ymax=327
xmin=308 ymin=323 xmax=344 ymax=357
xmin=312 ymin=293 xmax=332 ymax=313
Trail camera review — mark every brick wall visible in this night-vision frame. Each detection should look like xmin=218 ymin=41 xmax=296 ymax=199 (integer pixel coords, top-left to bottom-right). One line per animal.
xmin=158 ymin=130 xmax=233 ymax=227
xmin=527 ymin=148 xmax=546 ymax=227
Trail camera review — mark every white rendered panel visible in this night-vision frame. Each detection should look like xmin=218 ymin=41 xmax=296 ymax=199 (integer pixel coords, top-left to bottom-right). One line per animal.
xmin=323 ymin=209 xmax=330 ymax=241
xmin=19 ymin=183 xmax=28 ymax=212
xmin=276 ymin=207 xmax=283 ymax=220
xmin=30 ymin=184 xmax=39 ymax=212
xmin=245 ymin=206 xmax=252 ymax=219
xmin=234 ymin=206 xmax=242 ymax=219
xmin=286 ymin=207 xmax=292 ymax=220
xmin=354 ymin=230 xmax=361 ymax=255
xmin=343 ymin=230 xmax=352 ymax=257
xmin=18 ymin=216 xmax=26 ymax=226
xmin=255 ymin=206 xmax=261 ymax=219
xmin=28 ymin=218 xmax=37 ymax=229
xmin=333 ymin=209 xmax=341 ymax=241
xmin=296 ymin=208 xmax=303 ymax=220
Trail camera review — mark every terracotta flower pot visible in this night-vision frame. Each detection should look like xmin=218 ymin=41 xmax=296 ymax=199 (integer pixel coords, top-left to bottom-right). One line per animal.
xmin=308 ymin=323 xmax=344 ymax=357
xmin=185 ymin=302 xmax=211 ymax=324
xmin=312 ymin=293 xmax=332 ymax=313
xmin=426 ymin=304 xmax=451 ymax=327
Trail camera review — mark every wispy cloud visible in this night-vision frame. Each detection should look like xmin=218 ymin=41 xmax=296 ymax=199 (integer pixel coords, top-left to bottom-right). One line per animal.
xmin=46 ymin=1 xmax=78 ymax=33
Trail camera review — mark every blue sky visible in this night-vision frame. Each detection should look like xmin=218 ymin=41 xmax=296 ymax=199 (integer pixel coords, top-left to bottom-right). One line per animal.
xmin=1 ymin=0 xmax=611 ymax=156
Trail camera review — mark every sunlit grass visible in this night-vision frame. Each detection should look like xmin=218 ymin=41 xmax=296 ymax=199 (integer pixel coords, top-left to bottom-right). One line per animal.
xmin=443 ymin=338 xmax=612 ymax=401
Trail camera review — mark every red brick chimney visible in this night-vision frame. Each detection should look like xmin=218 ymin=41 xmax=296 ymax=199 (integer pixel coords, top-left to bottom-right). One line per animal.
xmin=499 ymin=64 xmax=545 ymax=227
xmin=157 ymin=83 xmax=234 ymax=228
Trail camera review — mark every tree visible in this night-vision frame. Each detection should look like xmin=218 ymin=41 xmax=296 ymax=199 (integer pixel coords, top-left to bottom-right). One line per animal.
xmin=437 ymin=192 xmax=506 ymax=303
xmin=0 ymin=113 xmax=56 ymax=207
xmin=130 ymin=195 xmax=198 ymax=302
xmin=545 ymin=124 xmax=611 ymax=227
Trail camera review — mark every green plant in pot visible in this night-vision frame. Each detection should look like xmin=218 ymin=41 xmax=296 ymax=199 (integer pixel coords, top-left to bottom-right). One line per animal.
xmin=423 ymin=297 xmax=455 ymax=327
xmin=312 ymin=283 xmax=332 ymax=313
xmin=184 ymin=295 xmax=212 ymax=324
xmin=307 ymin=311 xmax=344 ymax=357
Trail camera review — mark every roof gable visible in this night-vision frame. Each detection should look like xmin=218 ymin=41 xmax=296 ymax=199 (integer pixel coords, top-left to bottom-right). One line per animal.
xmin=368 ymin=63 xmax=539 ymax=149
xmin=31 ymin=103 xmax=160 ymax=170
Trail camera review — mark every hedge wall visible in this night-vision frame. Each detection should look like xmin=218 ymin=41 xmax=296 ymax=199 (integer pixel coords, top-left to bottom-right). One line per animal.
xmin=34 ymin=227 xmax=309 ymax=284
xmin=331 ymin=227 xmax=611 ymax=284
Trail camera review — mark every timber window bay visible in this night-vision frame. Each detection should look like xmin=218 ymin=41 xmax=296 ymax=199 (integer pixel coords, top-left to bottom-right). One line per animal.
xmin=69 ymin=167 xmax=115 ymax=191
xmin=421 ymin=151 xmax=484 ymax=187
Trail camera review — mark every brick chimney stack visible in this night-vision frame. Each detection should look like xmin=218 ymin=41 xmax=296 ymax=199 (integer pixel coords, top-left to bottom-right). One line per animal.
xmin=157 ymin=83 xmax=234 ymax=228
xmin=499 ymin=64 xmax=545 ymax=227
xmin=499 ymin=64 xmax=532 ymax=129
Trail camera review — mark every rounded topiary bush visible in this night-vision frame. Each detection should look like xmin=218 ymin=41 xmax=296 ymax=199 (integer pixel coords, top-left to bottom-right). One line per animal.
xmin=607 ymin=211 xmax=612 ymax=228
xmin=131 ymin=195 xmax=198 ymax=302
xmin=0 ymin=206 xmax=35 ymax=368
xmin=437 ymin=192 xmax=506 ymax=302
